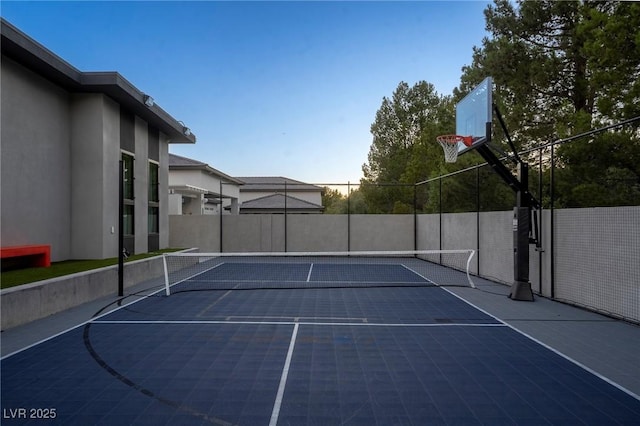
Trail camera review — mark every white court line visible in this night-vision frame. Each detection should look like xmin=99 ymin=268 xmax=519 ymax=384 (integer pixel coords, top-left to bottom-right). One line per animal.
xmin=438 ymin=286 xmax=640 ymax=402
xmin=168 ymin=261 xmax=225 ymax=293
xmin=0 ymin=285 xmax=167 ymax=360
xmin=182 ymin=279 xmax=438 ymax=285
xmin=399 ymin=263 xmax=437 ymax=285
xmin=196 ymin=289 xmax=235 ymax=318
xmin=91 ymin=319 xmax=506 ymax=328
xmin=306 ymin=263 xmax=314 ymax=282
xmin=269 ymin=323 xmax=299 ymax=426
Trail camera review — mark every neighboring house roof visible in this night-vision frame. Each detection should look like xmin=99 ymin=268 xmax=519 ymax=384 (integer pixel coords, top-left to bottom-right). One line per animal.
xmin=169 ymin=154 xmax=244 ymax=184
xmin=236 ymin=176 xmax=323 ymax=192
xmin=0 ymin=18 xmax=196 ymax=144
xmin=239 ymin=193 xmax=324 ymax=212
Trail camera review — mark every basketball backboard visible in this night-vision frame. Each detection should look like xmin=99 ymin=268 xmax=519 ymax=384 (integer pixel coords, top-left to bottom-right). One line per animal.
xmin=456 ymin=76 xmax=493 ymax=154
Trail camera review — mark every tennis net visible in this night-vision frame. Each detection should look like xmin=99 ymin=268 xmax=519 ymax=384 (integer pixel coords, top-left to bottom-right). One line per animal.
xmin=162 ymin=250 xmax=476 ymax=296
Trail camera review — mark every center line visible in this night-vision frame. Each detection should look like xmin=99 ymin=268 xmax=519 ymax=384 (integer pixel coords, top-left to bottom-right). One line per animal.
xmin=269 ymin=323 xmax=299 ymax=426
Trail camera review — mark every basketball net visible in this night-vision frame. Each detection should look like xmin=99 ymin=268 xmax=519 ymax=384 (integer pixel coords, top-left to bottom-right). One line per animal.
xmin=436 ymin=135 xmax=473 ymax=163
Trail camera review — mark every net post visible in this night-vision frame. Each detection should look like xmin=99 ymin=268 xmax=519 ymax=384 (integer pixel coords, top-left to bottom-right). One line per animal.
xmin=162 ymin=253 xmax=170 ymax=296
xmin=466 ymin=250 xmax=476 ymax=288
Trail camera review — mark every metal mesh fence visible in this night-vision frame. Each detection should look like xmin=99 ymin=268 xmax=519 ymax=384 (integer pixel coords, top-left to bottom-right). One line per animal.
xmin=209 ymin=119 xmax=639 ymax=322
xmin=412 ymin=118 xmax=640 ymax=323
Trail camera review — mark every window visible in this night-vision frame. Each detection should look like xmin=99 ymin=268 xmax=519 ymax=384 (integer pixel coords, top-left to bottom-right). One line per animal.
xmin=122 ymin=153 xmax=134 ymax=200
xmin=148 ymin=161 xmax=159 ymax=234
xmin=148 ymin=207 xmax=159 ymax=234
xmin=149 ymin=162 xmax=159 ymax=202
xmin=122 ymin=153 xmax=135 ymax=236
xmin=123 ymin=205 xmax=135 ymax=236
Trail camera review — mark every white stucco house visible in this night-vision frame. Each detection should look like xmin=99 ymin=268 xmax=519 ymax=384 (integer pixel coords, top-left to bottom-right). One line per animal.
xmin=1 ymin=19 xmax=196 ymax=260
xmin=168 ymin=154 xmax=243 ymax=215
xmin=168 ymin=158 xmax=323 ymax=215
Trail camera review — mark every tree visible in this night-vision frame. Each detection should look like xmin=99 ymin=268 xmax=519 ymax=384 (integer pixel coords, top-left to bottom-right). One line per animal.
xmin=460 ymin=0 xmax=640 ymax=207
xmin=322 ymin=187 xmax=347 ymax=214
xmin=362 ymin=81 xmax=464 ymax=213
xmin=321 ymin=187 xmax=371 ymax=214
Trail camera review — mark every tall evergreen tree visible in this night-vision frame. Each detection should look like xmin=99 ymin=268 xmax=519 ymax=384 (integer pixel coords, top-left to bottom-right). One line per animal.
xmin=361 ymin=81 xmax=456 ymax=212
xmin=459 ymin=0 xmax=640 ymax=207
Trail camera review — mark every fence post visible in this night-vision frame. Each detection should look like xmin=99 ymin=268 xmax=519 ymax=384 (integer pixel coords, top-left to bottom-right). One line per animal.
xmin=118 ymin=160 xmax=124 ymax=297
xmin=476 ymin=167 xmax=481 ymax=276
xmin=538 ymin=148 xmax=543 ymax=295
xmin=439 ymin=178 xmax=443 ymax=252
xmin=347 ymin=181 xmax=351 ymax=252
xmin=284 ymin=180 xmax=287 ymax=252
xmin=413 ymin=184 xmax=417 ymax=251
xmin=550 ymin=145 xmax=555 ymax=298
xmin=219 ymin=180 xmax=223 ymax=252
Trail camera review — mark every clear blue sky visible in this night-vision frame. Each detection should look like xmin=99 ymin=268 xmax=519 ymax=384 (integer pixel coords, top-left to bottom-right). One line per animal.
xmin=1 ymin=1 xmax=490 ymax=184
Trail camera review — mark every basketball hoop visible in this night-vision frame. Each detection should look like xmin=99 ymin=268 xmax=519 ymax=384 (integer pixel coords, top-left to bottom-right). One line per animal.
xmin=436 ymin=135 xmax=473 ymax=163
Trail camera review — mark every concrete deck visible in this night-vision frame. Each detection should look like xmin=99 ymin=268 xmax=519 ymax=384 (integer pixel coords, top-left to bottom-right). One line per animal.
xmin=449 ymin=278 xmax=640 ymax=398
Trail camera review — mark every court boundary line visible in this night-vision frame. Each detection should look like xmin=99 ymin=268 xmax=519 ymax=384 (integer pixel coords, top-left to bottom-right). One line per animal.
xmin=508 ymin=321 xmax=640 ymax=401
xmin=400 ymin=263 xmax=437 ymax=285
xmin=181 ymin=279 xmax=434 ymax=285
xmin=0 ymin=285 xmax=168 ymax=360
xmin=269 ymin=323 xmax=298 ymax=426
xmin=438 ymin=286 xmax=640 ymax=402
xmin=90 ymin=319 xmax=506 ymax=328
xmin=165 ymin=260 xmax=226 ymax=295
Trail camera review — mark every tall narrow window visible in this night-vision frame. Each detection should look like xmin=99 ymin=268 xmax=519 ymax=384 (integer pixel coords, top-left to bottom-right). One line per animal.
xmin=149 ymin=162 xmax=159 ymax=202
xmin=123 ymin=154 xmax=134 ymax=201
xmin=124 ymin=205 xmax=135 ymax=235
xmin=148 ymin=162 xmax=159 ymax=234
xmin=122 ymin=153 xmax=135 ymax=236
xmin=148 ymin=207 xmax=159 ymax=234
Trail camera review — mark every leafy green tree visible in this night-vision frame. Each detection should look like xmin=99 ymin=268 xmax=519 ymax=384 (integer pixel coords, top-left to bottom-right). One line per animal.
xmin=361 ymin=1 xmax=639 ymax=212
xmin=581 ymin=1 xmax=640 ymax=120
xmin=321 ymin=187 xmax=373 ymax=214
xmin=460 ymin=0 xmax=640 ymax=207
xmin=322 ymin=187 xmax=345 ymax=214
xmin=362 ymin=81 xmax=466 ymax=212
xmin=347 ymin=188 xmax=370 ymax=214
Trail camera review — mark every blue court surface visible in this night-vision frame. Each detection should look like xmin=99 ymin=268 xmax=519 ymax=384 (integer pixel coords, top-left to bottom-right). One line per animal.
xmin=2 ymin=261 xmax=639 ymax=425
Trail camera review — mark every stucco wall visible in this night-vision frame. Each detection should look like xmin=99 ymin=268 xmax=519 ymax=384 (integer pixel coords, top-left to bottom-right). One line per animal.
xmin=1 ymin=57 xmax=72 ymax=261
xmin=2 ymin=57 xmax=173 ymax=260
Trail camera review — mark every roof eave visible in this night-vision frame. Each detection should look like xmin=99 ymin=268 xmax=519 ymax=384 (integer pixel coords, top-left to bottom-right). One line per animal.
xmin=1 ymin=18 xmax=196 ymax=144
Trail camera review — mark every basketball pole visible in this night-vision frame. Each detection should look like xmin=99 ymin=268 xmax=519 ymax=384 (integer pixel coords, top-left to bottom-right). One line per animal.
xmin=473 ymin=104 xmax=540 ymax=301
xmin=512 ymin=163 xmax=534 ymax=301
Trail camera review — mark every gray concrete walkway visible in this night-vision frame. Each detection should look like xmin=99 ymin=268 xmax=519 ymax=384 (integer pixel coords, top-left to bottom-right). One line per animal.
xmin=449 ymin=278 xmax=640 ymax=398
xmin=1 ymin=277 xmax=166 ymax=357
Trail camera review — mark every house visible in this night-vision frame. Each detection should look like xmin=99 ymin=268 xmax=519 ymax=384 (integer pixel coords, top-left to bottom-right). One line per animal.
xmin=237 ymin=177 xmax=324 ymax=214
xmin=168 ymin=154 xmax=243 ymax=215
xmin=0 ymin=19 xmax=196 ymax=260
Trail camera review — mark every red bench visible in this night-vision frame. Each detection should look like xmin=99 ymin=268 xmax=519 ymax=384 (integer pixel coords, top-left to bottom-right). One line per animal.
xmin=1 ymin=245 xmax=51 ymax=269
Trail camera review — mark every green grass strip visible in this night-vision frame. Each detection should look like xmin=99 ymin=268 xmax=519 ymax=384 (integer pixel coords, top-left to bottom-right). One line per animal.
xmin=1 ymin=249 xmax=183 ymax=289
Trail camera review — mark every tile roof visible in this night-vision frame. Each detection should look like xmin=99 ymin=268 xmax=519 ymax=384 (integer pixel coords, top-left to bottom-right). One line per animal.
xmin=240 ymin=193 xmax=323 ymax=212
xmin=169 ymin=153 xmax=207 ymax=167
xmin=169 ymin=154 xmax=243 ymax=184
xmin=236 ymin=176 xmax=322 ymax=192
